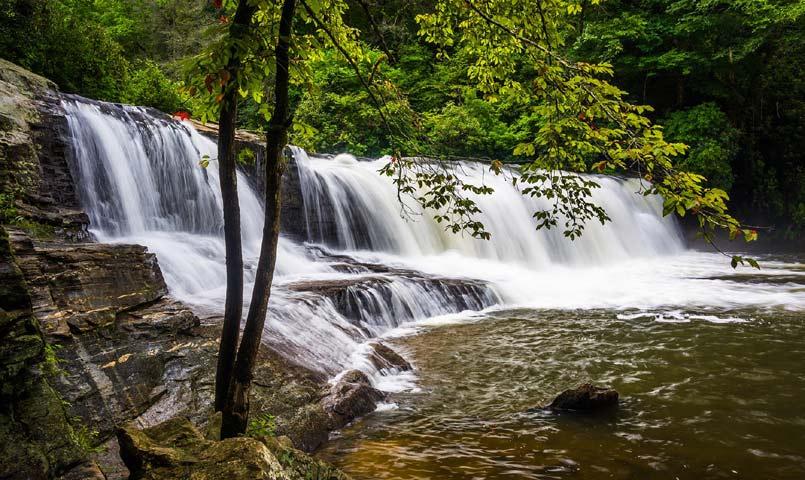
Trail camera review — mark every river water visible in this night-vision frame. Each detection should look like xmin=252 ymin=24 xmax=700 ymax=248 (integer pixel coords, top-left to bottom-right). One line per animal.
xmin=60 ymin=97 xmax=805 ymax=479
xmin=319 ymin=255 xmax=805 ymax=479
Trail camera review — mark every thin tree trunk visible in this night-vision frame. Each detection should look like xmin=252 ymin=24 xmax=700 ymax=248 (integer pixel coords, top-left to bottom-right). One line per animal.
xmin=214 ymin=0 xmax=257 ymax=413
xmin=221 ymin=0 xmax=296 ymax=438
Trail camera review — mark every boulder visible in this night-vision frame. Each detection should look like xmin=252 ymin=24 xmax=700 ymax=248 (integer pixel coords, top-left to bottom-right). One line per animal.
xmin=367 ymin=342 xmax=412 ymax=372
xmin=321 ymin=370 xmax=385 ymax=429
xmin=541 ymin=384 xmax=619 ymax=413
xmin=116 ymin=417 xmax=350 ymax=480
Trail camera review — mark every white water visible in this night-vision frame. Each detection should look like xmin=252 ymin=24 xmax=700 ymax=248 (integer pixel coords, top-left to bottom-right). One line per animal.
xmin=63 ymin=98 xmax=805 ymax=382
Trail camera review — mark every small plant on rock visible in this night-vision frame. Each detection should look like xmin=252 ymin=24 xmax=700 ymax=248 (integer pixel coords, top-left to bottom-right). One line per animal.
xmin=245 ymin=412 xmax=277 ymax=438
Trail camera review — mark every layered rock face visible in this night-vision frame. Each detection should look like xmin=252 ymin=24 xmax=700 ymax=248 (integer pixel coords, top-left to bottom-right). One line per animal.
xmin=7 ymin=230 xmax=205 ymax=439
xmin=0 ymin=226 xmax=86 ymax=480
xmin=0 ymin=59 xmax=89 ymax=241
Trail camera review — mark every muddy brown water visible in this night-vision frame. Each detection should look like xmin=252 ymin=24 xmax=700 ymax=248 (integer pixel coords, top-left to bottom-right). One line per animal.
xmin=319 ymin=307 xmax=805 ymax=479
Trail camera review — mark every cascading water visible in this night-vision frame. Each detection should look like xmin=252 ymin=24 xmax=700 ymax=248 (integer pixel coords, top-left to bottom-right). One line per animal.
xmin=293 ymin=147 xmax=684 ymax=265
xmin=61 ymin=97 xmax=499 ymax=377
xmin=62 ymin=95 xmax=804 ymax=385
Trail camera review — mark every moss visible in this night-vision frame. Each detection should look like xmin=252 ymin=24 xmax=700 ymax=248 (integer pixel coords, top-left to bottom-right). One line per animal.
xmin=10 ymin=218 xmax=56 ymax=240
xmin=0 ymin=377 xmax=87 ymax=479
xmin=118 ymin=418 xmax=351 ymax=480
xmin=42 ymin=343 xmax=63 ymax=377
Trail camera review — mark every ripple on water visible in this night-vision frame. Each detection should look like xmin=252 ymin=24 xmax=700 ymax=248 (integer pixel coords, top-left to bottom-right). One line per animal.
xmin=319 ymin=307 xmax=805 ymax=480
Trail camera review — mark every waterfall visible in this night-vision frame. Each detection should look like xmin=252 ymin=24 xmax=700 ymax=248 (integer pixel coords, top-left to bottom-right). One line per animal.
xmin=62 ymin=96 xmax=690 ymax=379
xmin=293 ymin=147 xmax=684 ymax=265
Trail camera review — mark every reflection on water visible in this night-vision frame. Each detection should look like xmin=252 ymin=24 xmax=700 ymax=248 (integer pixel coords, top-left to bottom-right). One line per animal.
xmin=319 ymin=307 xmax=805 ymax=479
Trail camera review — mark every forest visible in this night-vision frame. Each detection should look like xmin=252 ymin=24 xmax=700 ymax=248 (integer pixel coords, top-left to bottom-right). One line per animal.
xmin=2 ymin=0 xmax=803 ymax=236
xmin=1 ymin=1 xmax=804 ymax=479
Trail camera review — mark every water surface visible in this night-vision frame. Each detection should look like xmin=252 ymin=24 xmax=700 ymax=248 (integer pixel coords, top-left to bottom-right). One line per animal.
xmin=321 ymin=303 xmax=805 ymax=479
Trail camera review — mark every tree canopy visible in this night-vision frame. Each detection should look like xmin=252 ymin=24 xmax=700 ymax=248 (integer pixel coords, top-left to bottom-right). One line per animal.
xmin=3 ymin=1 xmax=800 ymax=239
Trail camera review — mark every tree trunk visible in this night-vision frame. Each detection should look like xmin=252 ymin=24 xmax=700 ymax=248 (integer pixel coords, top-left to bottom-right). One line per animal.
xmin=214 ymin=0 xmax=257 ymax=413
xmin=220 ymin=0 xmax=296 ymax=439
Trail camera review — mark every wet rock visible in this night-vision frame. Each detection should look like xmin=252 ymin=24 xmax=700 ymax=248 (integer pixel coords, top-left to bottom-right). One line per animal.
xmin=321 ymin=370 xmax=385 ymax=429
xmin=285 ymin=263 xmax=498 ymax=329
xmin=0 ymin=226 xmax=87 ymax=480
xmin=6 ymin=229 xmax=207 ymax=444
xmin=0 ymin=59 xmax=89 ymax=242
xmin=368 ymin=342 xmax=412 ymax=372
xmin=116 ymin=417 xmax=349 ymax=480
xmin=59 ymin=461 xmax=107 ymax=480
xmin=542 ymin=384 xmax=619 ymax=413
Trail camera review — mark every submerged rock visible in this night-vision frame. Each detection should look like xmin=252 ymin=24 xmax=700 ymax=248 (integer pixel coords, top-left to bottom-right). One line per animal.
xmin=541 ymin=384 xmax=619 ymax=413
xmin=117 ymin=417 xmax=349 ymax=480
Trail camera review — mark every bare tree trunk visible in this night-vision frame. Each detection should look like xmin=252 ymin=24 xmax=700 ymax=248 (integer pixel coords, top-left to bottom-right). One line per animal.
xmin=214 ymin=0 xmax=257 ymax=413
xmin=221 ymin=0 xmax=296 ymax=439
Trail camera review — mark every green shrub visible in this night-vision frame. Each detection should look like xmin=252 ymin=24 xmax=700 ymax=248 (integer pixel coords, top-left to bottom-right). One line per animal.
xmin=122 ymin=61 xmax=185 ymax=113
xmin=245 ymin=412 xmax=277 ymax=438
xmin=662 ymin=103 xmax=739 ymax=192
xmin=0 ymin=0 xmax=130 ymax=101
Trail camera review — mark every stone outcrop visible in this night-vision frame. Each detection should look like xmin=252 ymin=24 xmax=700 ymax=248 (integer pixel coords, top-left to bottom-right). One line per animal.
xmin=0 ymin=226 xmax=87 ymax=480
xmin=0 ymin=58 xmax=89 ymax=241
xmin=116 ymin=417 xmax=350 ymax=480
xmin=5 ymin=229 xmax=203 ymax=442
xmin=321 ymin=370 xmax=385 ymax=431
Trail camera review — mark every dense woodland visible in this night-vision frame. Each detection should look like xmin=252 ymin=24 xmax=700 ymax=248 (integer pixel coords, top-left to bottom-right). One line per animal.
xmin=2 ymin=0 xmax=802 ymax=236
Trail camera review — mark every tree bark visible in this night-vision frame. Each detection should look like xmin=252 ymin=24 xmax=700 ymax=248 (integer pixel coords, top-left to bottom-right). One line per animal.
xmin=221 ymin=0 xmax=296 ymax=439
xmin=214 ymin=0 xmax=257 ymax=413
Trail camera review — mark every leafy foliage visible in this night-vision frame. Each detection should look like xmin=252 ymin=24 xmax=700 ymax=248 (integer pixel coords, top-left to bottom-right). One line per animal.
xmin=122 ymin=61 xmax=187 ymax=114
xmin=571 ymin=0 xmax=805 ymax=235
xmin=662 ymin=103 xmax=738 ymax=192
xmin=245 ymin=412 xmax=277 ymax=438
xmin=5 ymin=0 xmax=795 ymax=260
xmin=0 ymin=0 xmax=129 ymax=101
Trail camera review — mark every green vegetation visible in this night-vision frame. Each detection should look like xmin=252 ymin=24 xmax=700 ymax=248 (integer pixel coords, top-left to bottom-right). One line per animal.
xmin=42 ymin=343 xmax=63 ymax=377
xmin=246 ymin=412 xmax=277 ymax=438
xmin=1 ymin=0 xmax=800 ymax=233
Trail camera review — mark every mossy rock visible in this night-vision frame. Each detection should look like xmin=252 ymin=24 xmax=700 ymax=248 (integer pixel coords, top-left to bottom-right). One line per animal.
xmin=117 ymin=417 xmax=351 ymax=480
